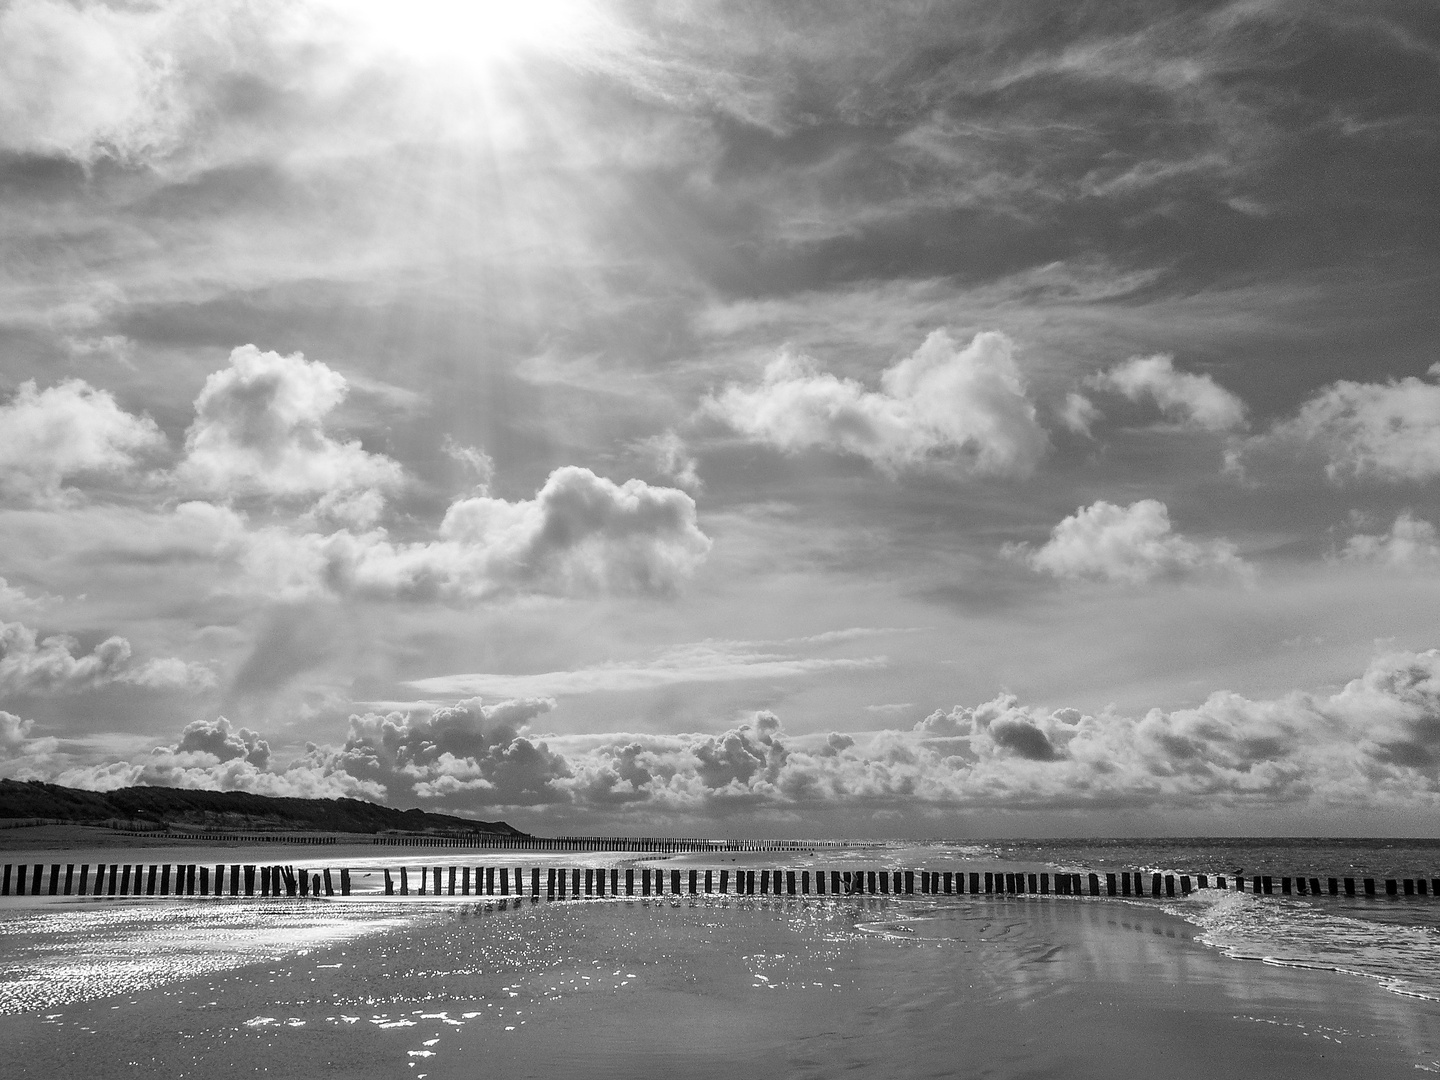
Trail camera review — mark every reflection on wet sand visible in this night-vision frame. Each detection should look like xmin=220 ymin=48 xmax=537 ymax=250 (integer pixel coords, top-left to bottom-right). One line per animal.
xmin=0 ymin=893 xmax=1437 ymax=1078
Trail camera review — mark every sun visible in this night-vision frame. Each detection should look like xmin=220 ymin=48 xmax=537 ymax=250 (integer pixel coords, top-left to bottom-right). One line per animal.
xmin=336 ymin=0 xmax=605 ymax=68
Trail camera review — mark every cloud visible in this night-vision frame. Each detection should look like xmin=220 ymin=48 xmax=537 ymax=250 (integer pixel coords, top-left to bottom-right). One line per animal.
xmin=1239 ymin=367 xmax=1440 ymax=483
xmin=316 ymin=466 xmax=712 ymax=601
xmin=17 ymin=649 xmax=1440 ymax=818
xmin=405 ymin=639 xmax=887 ymax=698
xmin=177 ymin=345 xmax=405 ymax=502
xmin=0 ymin=0 xmax=184 ymax=162
xmin=442 ymin=437 xmax=495 ymax=494
xmin=633 ymin=429 xmax=700 ymax=491
xmin=1056 ymin=392 xmax=1102 ymax=436
xmin=1087 ymin=354 xmax=1247 ymax=432
xmin=0 ymin=577 xmax=54 ymax=618
xmin=0 ymin=619 xmax=214 ymax=697
xmin=0 ymin=379 xmax=165 ymax=504
xmin=706 ymin=329 xmax=1047 ymax=476
xmin=1342 ymin=511 xmax=1440 ymax=568
xmin=1010 ymin=499 xmax=1249 ymax=584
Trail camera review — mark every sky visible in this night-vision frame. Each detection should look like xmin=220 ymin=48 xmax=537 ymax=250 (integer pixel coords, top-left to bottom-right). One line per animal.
xmin=1 ymin=0 xmax=1439 ymax=837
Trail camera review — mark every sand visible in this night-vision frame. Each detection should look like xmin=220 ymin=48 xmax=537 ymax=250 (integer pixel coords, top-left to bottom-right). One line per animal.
xmin=0 ymin=891 xmax=1435 ymax=1078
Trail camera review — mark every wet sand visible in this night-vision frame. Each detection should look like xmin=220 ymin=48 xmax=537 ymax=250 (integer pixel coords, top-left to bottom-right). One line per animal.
xmin=0 ymin=892 xmax=1435 ymax=1078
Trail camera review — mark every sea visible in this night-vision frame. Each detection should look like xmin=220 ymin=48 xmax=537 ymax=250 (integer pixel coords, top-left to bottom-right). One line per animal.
xmin=0 ymin=836 xmax=1437 ymax=1076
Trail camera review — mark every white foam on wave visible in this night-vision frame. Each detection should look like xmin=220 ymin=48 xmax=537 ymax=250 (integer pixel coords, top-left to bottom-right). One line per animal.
xmin=1159 ymin=887 xmax=1440 ymax=1002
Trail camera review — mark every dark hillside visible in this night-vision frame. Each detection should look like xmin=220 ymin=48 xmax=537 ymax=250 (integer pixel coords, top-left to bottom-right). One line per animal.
xmin=0 ymin=779 xmax=526 ymax=837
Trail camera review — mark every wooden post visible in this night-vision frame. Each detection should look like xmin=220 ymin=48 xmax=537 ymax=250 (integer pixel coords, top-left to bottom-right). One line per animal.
xmin=243 ymin=865 xmax=254 ymax=896
xmin=705 ymin=869 xmax=713 ymax=893
xmin=63 ymin=864 xmax=74 ymax=895
xmin=673 ymin=869 xmax=681 ymax=894
xmin=449 ymin=867 xmax=457 ymax=895
xmin=1280 ymin=877 xmax=1291 ymax=895
xmin=1363 ymin=878 xmax=1376 ymax=897
xmin=720 ymin=869 xmax=729 ymax=894
xmin=596 ymin=868 xmax=605 ymax=897
xmin=78 ymin=865 xmax=89 ymax=895
xmin=145 ymin=865 xmax=157 ymax=896
xmin=323 ymin=869 xmax=334 ymax=896
xmin=1216 ymin=876 xmax=1226 ymax=890
xmin=121 ymin=865 xmax=133 ymax=895
xmin=231 ymin=864 xmax=241 ymax=896
xmin=1164 ymin=875 xmax=1174 ymax=897
xmin=340 ymin=869 xmax=350 ymax=896
xmin=787 ymin=870 xmax=797 ymax=896
xmin=1197 ymin=874 xmax=1207 ymax=889
xmin=1262 ymin=876 xmax=1273 ymax=895
xmin=905 ymin=870 xmax=914 ymax=895
xmin=1089 ymin=873 xmax=1100 ymax=896
xmin=1419 ymin=879 xmax=1429 ymax=897
xmin=1105 ymin=873 xmax=1117 ymax=896
xmin=1344 ymin=877 xmax=1355 ymax=896
xmin=969 ymin=872 xmax=980 ymax=894
xmin=834 ymin=870 xmax=843 ymax=894
xmin=400 ymin=867 xmax=409 ymax=894
xmin=1 ymin=864 xmax=9 ymax=896
xmin=1385 ymin=879 xmax=1398 ymax=897
xmin=626 ymin=868 xmax=634 ymax=896
xmin=1180 ymin=875 xmax=1191 ymax=895
xmin=1309 ymin=877 xmax=1321 ymax=896
xmin=573 ymin=869 xmax=581 ymax=896
xmin=749 ymin=870 xmax=757 ymax=894
xmin=690 ymin=869 xmax=698 ymax=895
xmin=984 ymin=872 xmax=994 ymax=893
xmin=1151 ymin=874 xmax=1161 ymax=897
xmin=1404 ymin=879 xmax=1415 ymax=896
xmin=384 ymin=870 xmax=394 ymax=895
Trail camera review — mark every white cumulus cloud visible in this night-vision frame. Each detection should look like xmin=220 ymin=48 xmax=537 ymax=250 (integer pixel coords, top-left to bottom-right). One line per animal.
xmin=0 ymin=379 xmax=164 ymax=504
xmin=706 ymin=329 xmax=1048 ymax=476
xmin=1242 ymin=366 xmax=1440 ymax=483
xmin=1088 ymin=354 xmax=1247 ymax=432
xmin=1011 ymin=499 xmax=1249 ymax=584
xmin=176 ymin=345 xmax=405 ymax=502
xmin=1342 ymin=511 xmax=1440 ymax=568
xmin=0 ymin=619 xmax=214 ymax=697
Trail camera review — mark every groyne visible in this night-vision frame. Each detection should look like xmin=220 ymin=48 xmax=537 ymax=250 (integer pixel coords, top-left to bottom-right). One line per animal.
xmin=2 ymin=863 xmax=1436 ymax=901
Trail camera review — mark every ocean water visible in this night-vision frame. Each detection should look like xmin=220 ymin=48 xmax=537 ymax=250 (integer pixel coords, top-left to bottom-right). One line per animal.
xmin=0 ymin=837 xmax=1437 ymax=1076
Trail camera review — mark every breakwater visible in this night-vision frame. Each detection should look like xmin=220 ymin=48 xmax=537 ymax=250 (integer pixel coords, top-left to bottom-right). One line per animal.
xmin=3 ymin=862 xmax=1438 ymax=900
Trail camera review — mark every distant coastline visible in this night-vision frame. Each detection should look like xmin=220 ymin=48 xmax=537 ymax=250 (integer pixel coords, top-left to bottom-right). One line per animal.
xmin=0 ymin=779 xmax=525 ymax=848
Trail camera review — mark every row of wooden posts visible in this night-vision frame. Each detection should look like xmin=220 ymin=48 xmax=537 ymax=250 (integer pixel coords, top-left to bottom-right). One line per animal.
xmin=4 ymin=862 xmax=1437 ymax=900
xmin=0 ymin=862 xmax=348 ymax=897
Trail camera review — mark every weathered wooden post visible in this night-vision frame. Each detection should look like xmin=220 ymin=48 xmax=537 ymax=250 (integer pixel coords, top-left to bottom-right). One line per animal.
xmin=340 ymin=869 xmax=350 ymax=895
xmin=243 ymin=865 xmax=255 ymax=896
xmin=968 ymin=872 xmax=979 ymax=894
xmin=1152 ymin=874 xmax=1162 ymax=897
xmin=530 ymin=867 xmax=540 ymax=898
xmin=1088 ymin=873 xmax=1100 ymax=896
xmin=230 ymin=864 xmax=241 ymax=896
xmin=1419 ymin=879 xmax=1429 ymax=897
xmin=323 ymin=868 xmax=334 ymax=896
xmin=719 ymin=869 xmax=729 ymax=894
xmin=984 ymin=872 xmax=993 ymax=893
xmin=904 ymin=870 xmax=914 ymax=894
xmin=449 ymin=867 xmax=457 ymax=895
xmin=1363 ymin=878 xmax=1376 ymax=897
xmin=705 ymin=869 xmax=713 ymax=893
xmin=672 ymin=869 xmax=681 ymax=894
xmin=832 ymin=870 xmax=842 ymax=894
xmin=63 ymin=864 xmax=74 ymax=895
xmin=1197 ymin=875 xmax=1208 ymax=890
xmin=1310 ymin=877 xmax=1322 ymax=896
xmin=78 ymin=865 xmax=89 ymax=895
xmin=384 ymin=870 xmax=394 ymax=895
xmin=1 ymin=864 xmax=10 ymax=896
xmin=1280 ymin=877 xmax=1291 ymax=895
xmin=1216 ymin=876 xmax=1226 ymax=889
xmin=121 ymin=865 xmax=134 ymax=895
xmin=1344 ymin=877 xmax=1355 ymax=896
xmin=200 ymin=866 xmax=210 ymax=896
xmin=400 ymin=867 xmax=410 ymax=894
xmin=1180 ymin=875 xmax=1191 ymax=895
xmin=1105 ymin=873 xmax=1116 ymax=896
xmin=1385 ymin=879 xmax=1398 ymax=897
xmin=1404 ymin=879 xmax=1415 ymax=896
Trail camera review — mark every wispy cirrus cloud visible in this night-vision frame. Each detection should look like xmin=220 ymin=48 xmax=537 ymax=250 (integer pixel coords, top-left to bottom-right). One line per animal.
xmin=405 ymin=639 xmax=889 ymax=699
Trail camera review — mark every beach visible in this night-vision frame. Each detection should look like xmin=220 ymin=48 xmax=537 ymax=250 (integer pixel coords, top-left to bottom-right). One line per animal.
xmin=1 ymin=837 xmax=1438 ymax=1077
